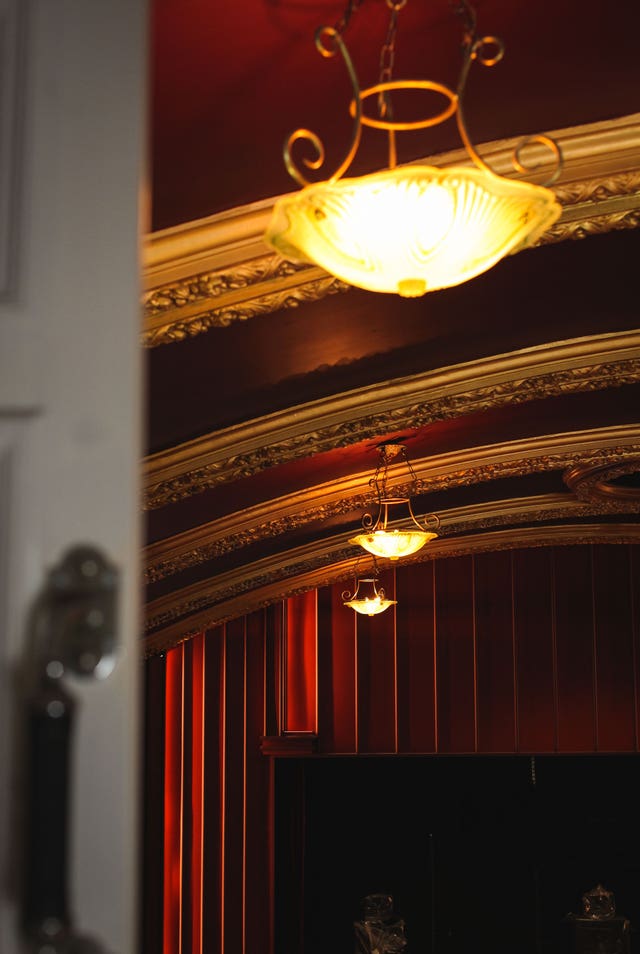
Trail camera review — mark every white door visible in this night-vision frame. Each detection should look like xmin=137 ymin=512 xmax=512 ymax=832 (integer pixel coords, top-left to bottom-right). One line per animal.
xmin=0 ymin=1 xmax=146 ymax=952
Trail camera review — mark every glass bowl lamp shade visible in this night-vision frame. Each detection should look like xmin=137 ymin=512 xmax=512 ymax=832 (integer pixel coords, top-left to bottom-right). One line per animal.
xmin=264 ymin=0 xmax=563 ymax=298
xmin=350 ymin=443 xmax=440 ymax=560
xmin=266 ymin=164 xmax=561 ymax=297
xmin=349 ymin=496 xmax=439 ymax=560
xmin=342 ymin=576 xmax=397 ymax=616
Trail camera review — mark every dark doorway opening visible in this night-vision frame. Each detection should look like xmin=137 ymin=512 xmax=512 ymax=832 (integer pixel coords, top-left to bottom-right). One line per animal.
xmin=275 ymin=755 xmax=640 ymax=953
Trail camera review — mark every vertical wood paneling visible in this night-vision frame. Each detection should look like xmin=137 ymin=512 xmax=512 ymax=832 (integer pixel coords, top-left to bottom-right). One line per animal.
xmin=285 ymin=592 xmax=317 ymax=733
xmin=202 ymin=627 xmax=224 ymax=954
xmin=143 ymin=654 xmax=166 ymax=954
xmin=317 ymin=585 xmax=357 ymax=753
xmin=474 ymin=551 xmax=516 ymax=753
xmin=245 ymin=612 xmax=272 ymax=954
xmin=147 ymin=544 xmax=640 ymax=954
xmin=159 ymin=613 xmax=274 ymax=954
xmin=554 ymin=547 xmax=596 ymax=751
xmin=395 ymin=562 xmax=436 ymax=753
xmin=163 ymin=645 xmax=184 ymax=954
xmin=181 ymin=641 xmax=194 ymax=954
xmin=224 ymin=618 xmax=247 ymax=952
xmin=357 ymin=568 xmax=397 ymax=753
xmin=265 ymin=603 xmax=283 ymax=737
xmin=592 ymin=545 xmax=636 ymax=750
xmin=435 ymin=556 xmax=476 ymax=753
xmin=513 ymin=548 xmax=556 ymax=752
xmin=175 ymin=636 xmax=206 ymax=954
xmin=189 ymin=635 xmax=205 ymax=954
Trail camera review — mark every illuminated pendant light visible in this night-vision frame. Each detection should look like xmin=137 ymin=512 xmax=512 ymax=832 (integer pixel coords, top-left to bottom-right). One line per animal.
xmin=349 ymin=442 xmax=439 ymax=560
xmin=265 ymin=0 xmax=562 ymax=297
xmin=342 ymin=560 xmax=397 ymax=617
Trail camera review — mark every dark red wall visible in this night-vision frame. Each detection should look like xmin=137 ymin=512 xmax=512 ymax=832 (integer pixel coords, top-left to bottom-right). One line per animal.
xmin=143 ymin=543 xmax=640 ymax=953
xmin=313 ymin=546 xmax=640 ymax=755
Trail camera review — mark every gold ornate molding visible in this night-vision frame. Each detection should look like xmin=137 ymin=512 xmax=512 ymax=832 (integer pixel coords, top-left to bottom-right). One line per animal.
xmin=143 ymin=523 xmax=640 ymax=656
xmin=145 ymin=433 xmax=640 ymax=587
xmin=553 ymin=169 xmax=640 ymax=208
xmin=143 ymin=262 xmax=348 ymax=348
xmin=142 ymin=114 xmax=640 ymax=348
xmin=542 ymin=207 xmax=640 ymax=245
xmin=144 ymin=331 xmax=640 ymax=509
xmin=564 ymin=457 xmax=640 ymax=504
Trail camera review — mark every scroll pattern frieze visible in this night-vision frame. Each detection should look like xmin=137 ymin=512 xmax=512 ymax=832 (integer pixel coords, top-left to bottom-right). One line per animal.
xmin=145 ymin=444 xmax=640 ymax=587
xmin=143 ymin=521 xmax=640 ymax=655
xmin=143 ymin=160 xmax=640 ymax=348
xmin=542 ymin=208 xmax=640 ymax=245
xmin=143 ymin=260 xmax=348 ymax=347
xmin=564 ymin=457 xmax=640 ymax=504
xmin=144 ymin=256 xmax=308 ymax=317
xmin=144 ymin=357 xmax=640 ymax=510
xmin=553 ymin=169 xmax=640 ymax=207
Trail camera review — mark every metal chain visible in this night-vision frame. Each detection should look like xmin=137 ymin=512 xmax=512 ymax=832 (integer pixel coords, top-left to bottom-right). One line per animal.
xmin=378 ymin=0 xmax=406 ymax=119
xmin=333 ymin=0 xmax=366 ymax=39
xmin=450 ymin=0 xmax=477 ymax=45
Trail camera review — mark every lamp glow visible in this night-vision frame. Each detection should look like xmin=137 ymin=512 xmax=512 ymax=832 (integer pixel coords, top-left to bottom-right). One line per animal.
xmin=349 ymin=526 xmax=438 ymax=560
xmin=264 ymin=0 xmax=563 ymax=297
xmin=350 ymin=444 xmax=440 ymax=561
xmin=342 ymin=577 xmax=397 ymax=616
xmin=267 ymin=164 xmax=560 ymax=297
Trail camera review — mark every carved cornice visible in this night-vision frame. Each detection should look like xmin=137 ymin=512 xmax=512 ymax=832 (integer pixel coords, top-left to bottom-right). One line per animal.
xmin=542 ymin=206 xmax=640 ymax=245
xmin=143 ymin=522 xmax=640 ymax=656
xmin=145 ymin=432 xmax=640 ymax=591
xmin=553 ymin=169 xmax=640 ymax=208
xmin=142 ymin=114 xmax=640 ymax=348
xmin=564 ymin=457 xmax=640 ymax=504
xmin=146 ymin=473 xmax=640 ymax=587
xmin=538 ymin=168 xmax=640 ymax=245
xmin=144 ymin=256 xmax=309 ymax=318
xmin=144 ymin=332 xmax=640 ymax=509
xmin=143 ymin=262 xmax=348 ymax=348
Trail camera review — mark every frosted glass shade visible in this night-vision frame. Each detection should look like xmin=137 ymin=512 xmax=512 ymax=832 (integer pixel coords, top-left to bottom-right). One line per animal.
xmin=349 ymin=528 xmax=438 ymax=560
xmin=342 ymin=575 xmax=397 ymax=616
xmin=265 ymin=164 xmax=561 ymax=296
xmin=344 ymin=593 xmax=397 ymax=616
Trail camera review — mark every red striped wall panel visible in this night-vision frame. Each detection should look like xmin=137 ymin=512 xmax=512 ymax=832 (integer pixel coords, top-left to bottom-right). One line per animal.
xmin=202 ymin=628 xmax=224 ymax=954
xmin=554 ymin=546 xmax=596 ymax=752
xmin=163 ymin=644 xmax=183 ymax=954
xmin=513 ymin=547 xmax=556 ymax=752
xmin=474 ymin=550 xmax=517 ymax=753
xmin=244 ymin=612 xmax=272 ymax=954
xmin=284 ymin=591 xmax=317 ymax=734
xmin=592 ymin=544 xmax=637 ymax=750
xmin=221 ymin=619 xmax=247 ymax=953
xmin=153 ymin=619 xmax=273 ymax=954
xmin=146 ymin=544 xmax=640 ymax=954
xmin=435 ymin=555 xmax=476 ymax=753
xmin=161 ymin=636 xmax=207 ymax=954
xmin=395 ymin=562 xmax=437 ymax=753
xmin=188 ymin=636 xmax=205 ymax=954
xmin=356 ymin=567 xmax=398 ymax=753
xmin=317 ymin=585 xmax=358 ymax=754
xmin=315 ymin=546 xmax=640 ymax=756
xmin=143 ymin=653 xmax=165 ymax=954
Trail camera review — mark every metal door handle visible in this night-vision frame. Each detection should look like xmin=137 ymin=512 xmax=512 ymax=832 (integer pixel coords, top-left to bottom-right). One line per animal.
xmin=21 ymin=546 xmax=118 ymax=954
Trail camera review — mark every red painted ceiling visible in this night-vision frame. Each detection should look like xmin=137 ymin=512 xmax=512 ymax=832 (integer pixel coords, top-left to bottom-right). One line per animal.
xmin=144 ymin=0 xmax=640 ymax=645
xmin=150 ymin=0 xmax=640 ymax=229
